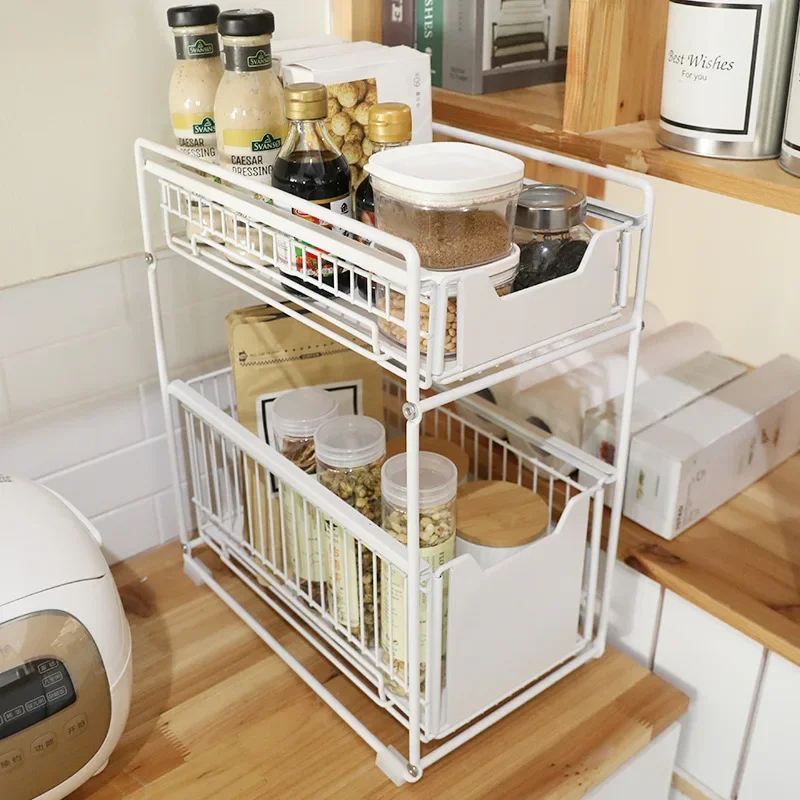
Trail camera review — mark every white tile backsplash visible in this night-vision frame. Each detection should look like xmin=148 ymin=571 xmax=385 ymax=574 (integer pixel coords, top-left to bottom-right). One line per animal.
xmin=3 ymin=321 xmax=157 ymax=419
xmin=0 ymin=368 xmax=9 ymax=426
xmin=42 ymin=436 xmax=173 ymax=518
xmin=91 ymin=497 xmax=161 ymax=565
xmin=154 ymin=483 xmax=194 ymax=543
xmin=0 ymin=261 xmax=128 ymax=359
xmin=0 ymin=251 xmax=257 ymax=564
xmin=0 ymin=388 xmax=144 ymax=479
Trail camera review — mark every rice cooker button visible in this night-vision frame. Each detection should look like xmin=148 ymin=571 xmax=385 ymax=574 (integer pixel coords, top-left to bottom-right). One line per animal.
xmin=0 ymin=749 xmax=24 ymax=773
xmin=31 ymin=731 xmax=57 ymax=756
xmin=64 ymin=713 xmax=88 ymax=739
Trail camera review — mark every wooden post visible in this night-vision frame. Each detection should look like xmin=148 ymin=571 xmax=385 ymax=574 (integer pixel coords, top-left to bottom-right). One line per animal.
xmin=332 ymin=0 xmax=383 ymax=43
xmin=564 ymin=0 xmax=669 ymax=134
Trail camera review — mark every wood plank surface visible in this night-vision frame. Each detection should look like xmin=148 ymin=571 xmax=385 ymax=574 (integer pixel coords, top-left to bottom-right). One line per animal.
xmin=433 ymin=87 xmax=800 ymax=216
xmin=73 ymin=543 xmax=687 ymax=799
xmin=564 ymin=0 xmax=668 ymax=133
xmin=332 ymin=0 xmax=382 ymax=43
xmin=611 ymin=454 xmax=800 ymax=668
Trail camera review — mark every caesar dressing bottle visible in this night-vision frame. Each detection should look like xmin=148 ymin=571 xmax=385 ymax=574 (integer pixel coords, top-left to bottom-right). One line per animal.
xmin=214 ymin=9 xmax=287 ymax=184
xmin=167 ymin=5 xmax=223 ymax=163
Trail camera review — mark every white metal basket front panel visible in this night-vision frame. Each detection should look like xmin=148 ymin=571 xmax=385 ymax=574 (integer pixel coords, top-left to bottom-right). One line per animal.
xmin=443 ymin=490 xmax=590 ymax=730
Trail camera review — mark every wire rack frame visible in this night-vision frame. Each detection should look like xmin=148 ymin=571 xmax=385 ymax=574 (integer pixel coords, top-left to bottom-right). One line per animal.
xmin=134 ymin=123 xmax=654 ymax=784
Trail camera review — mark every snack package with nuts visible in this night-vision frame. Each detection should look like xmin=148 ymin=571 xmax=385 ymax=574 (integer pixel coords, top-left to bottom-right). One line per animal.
xmin=282 ymin=45 xmax=432 ymax=189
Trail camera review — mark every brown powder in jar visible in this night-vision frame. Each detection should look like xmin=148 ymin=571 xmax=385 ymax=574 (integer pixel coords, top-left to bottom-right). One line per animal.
xmin=376 ymin=202 xmax=511 ymax=269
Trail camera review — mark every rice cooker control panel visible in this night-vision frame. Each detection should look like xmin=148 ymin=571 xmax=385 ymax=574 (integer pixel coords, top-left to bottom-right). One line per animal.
xmin=0 ymin=612 xmax=111 ymax=800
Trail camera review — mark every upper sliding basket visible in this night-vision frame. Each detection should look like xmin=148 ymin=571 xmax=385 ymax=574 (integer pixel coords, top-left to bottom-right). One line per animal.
xmin=134 ymin=124 xmax=653 ymax=391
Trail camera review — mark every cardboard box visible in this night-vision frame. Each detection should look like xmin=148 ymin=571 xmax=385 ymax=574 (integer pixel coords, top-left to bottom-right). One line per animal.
xmin=624 ymin=355 xmax=800 ymax=539
xmin=282 ymin=46 xmax=432 ymax=186
xmin=582 ymin=352 xmax=748 ymax=468
xmin=276 ymin=41 xmax=386 ymax=80
xmin=418 ymin=0 xmax=569 ymax=94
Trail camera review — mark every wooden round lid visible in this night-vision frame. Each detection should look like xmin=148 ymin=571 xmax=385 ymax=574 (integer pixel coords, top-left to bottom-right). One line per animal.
xmin=456 ymin=481 xmax=550 ymax=548
xmin=385 ymin=436 xmax=470 ymax=485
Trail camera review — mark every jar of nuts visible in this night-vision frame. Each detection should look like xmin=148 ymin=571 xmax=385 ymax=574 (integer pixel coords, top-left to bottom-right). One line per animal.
xmin=273 ymin=387 xmax=339 ymax=605
xmin=315 ymin=415 xmax=386 ymax=646
xmin=376 ymin=252 xmax=519 ymax=359
xmin=380 ymin=451 xmax=458 ymax=696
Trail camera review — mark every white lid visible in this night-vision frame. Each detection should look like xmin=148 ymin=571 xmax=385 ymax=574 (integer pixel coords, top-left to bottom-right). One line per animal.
xmin=366 ymin=142 xmax=524 ymax=205
xmin=381 ymin=452 xmax=458 ymax=509
xmin=315 ymin=415 xmax=386 ymax=468
xmin=273 ymin=387 xmax=338 ymax=440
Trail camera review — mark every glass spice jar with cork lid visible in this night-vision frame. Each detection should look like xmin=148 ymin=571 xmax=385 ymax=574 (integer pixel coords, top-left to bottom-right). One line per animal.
xmin=272 ymin=387 xmax=339 ymax=605
xmin=513 ymin=184 xmax=592 ymax=291
xmin=315 ymin=415 xmax=386 ymax=643
xmin=381 ymin=452 xmax=458 ymax=695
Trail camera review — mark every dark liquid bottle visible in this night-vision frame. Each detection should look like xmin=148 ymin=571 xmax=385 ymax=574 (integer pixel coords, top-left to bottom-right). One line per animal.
xmin=272 ymin=82 xmax=352 ymax=295
xmin=355 ymin=103 xmax=412 ymax=297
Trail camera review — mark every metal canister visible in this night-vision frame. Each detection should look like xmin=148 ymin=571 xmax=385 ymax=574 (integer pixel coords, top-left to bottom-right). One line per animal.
xmin=657 ymin=0 xmax=799 ymax=160
xmin=780 ymin=19 xmax=800 ymax=175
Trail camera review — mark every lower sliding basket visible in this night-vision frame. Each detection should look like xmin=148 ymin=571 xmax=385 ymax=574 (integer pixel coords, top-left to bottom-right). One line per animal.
xmin=171 ymin=368 xmax=609 ymax=744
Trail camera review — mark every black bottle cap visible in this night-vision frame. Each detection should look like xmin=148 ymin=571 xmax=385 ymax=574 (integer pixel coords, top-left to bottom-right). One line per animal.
xmin=167 ymin=5 xmax=220 ymax=28
xmin=218 ymin=9 xmax=276 ymax=37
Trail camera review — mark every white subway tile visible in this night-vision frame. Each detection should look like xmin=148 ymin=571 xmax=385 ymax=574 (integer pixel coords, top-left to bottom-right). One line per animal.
xmin=0 ymin=261 xmax=128 ymax=358
xmin=123 ymin=252 xmax=253 ymax=320
xmin=91 ymin=497 xmax=161 ymax=565
xmin=154 ymin=484 xmax=194 ymax=543
xmin=3 ymin=321 xmax=156 ymax=420
xmin=162 ymin=294 xmax=253 ymax=372
xmin=0 ymin=388 xmax=144 ymax=480
xmin=42 ymin=436 xmax=172 ymax=518
xmin=0 ymin=369 xmax=9 ymax=426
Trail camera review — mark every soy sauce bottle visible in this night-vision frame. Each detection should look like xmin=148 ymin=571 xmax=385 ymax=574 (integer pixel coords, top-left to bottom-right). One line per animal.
xmin=355 ymin=103 xmax=411 ymax=297
xmin=272 ymin=82 xmax=352 ymax=294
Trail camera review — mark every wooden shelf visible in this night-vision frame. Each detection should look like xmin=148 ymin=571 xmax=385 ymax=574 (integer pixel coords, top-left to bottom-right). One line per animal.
xmin=610 ymin=455 xmax=800 ymax=668
xmin=87 ymin=543 xmax=687 ymax=799
xmin=433 ymin=84 xmax=800 ymax=216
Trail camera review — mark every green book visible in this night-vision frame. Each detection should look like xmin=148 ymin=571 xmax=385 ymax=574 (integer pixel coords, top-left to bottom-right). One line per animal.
xmin=416 ymin=0 xmax=443 ymax=87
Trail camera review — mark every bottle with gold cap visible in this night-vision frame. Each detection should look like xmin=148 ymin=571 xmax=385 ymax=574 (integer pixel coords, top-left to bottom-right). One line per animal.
xmin=273 ymin=82 xmax=353 ymax=293
xmin=356 ymin=103 xmax=412 ymax=233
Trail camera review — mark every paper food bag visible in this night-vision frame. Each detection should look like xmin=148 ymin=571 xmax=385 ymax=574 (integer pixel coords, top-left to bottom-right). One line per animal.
xmin=226 ymin=304 xmax=385 ymax=573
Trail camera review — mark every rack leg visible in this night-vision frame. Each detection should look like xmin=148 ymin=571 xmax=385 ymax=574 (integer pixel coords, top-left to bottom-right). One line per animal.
xmin=375 ymin=746 xmax=412 ymax=786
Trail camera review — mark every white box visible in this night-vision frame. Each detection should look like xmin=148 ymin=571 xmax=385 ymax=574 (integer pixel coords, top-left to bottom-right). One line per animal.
xmin=275 ymin=41 xmax=386 ymax=79
xmin=271 ymin=35 xmax=344 ymax=54
xmin=624 ymin=355 xmax=800 ymax=539
xmin=282 ymin=45 xmax=433 ymax=146
xmin=582 ymin=352 xmax=748 ymax=467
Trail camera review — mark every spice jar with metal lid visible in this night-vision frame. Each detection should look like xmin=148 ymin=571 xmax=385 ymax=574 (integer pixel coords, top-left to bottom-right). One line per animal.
xmin=316 ymin=415 xmax=386 ymax=643
xmin=273 ymin=387 xmax=339 ymax=604
xmin=381 ymin=452 xmax=458 ymax=695
xmin=366 ymin=142 xmax=524 ymax=270
xmin=512 ymin=185 xmax=591 ymax=292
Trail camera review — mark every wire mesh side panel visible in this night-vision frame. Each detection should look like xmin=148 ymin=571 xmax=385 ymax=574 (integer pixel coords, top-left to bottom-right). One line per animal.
xmin=176 ymin=370 xmax=446 ymax=739
xmin=158 ymin=177 xmax=440 ymax=354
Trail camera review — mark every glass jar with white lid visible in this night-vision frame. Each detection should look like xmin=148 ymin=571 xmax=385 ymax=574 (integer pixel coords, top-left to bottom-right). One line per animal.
xmin=366 ymin=142 xmax=524 ymax=270
xmin=316 ymin=415 xmax=386 ymax=643
xmin=272 ymin=387 xmax=338 ymax=605
xmin=381 ymin=451 xmax=458 ymax=695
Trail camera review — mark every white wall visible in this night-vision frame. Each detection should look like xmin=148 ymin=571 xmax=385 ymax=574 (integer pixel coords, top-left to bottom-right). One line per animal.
xmin=606 ymin=173 xmax=800 ymax=365
xmin=0 ymin=0 xmax=330 ymax=290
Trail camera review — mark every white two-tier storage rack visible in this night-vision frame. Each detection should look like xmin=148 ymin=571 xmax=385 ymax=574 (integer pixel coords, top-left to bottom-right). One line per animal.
xmin=134 ymin=123 xmax=653 ymax=785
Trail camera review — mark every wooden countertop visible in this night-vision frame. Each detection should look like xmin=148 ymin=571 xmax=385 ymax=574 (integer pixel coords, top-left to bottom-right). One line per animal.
xmin=613 ymin=454 xmax=800 ymax=666
xmin=73 ymin=543 xmax=687 ymax=799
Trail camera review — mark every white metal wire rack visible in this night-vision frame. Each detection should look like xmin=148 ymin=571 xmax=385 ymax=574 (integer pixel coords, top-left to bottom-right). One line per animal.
xmin=134 ymin=124 xmax=653 ymax=784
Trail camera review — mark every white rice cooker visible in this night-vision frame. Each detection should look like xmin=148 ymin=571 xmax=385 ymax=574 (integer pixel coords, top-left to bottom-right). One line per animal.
xmin=0 ymin=475 xmax=132 ymax=799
